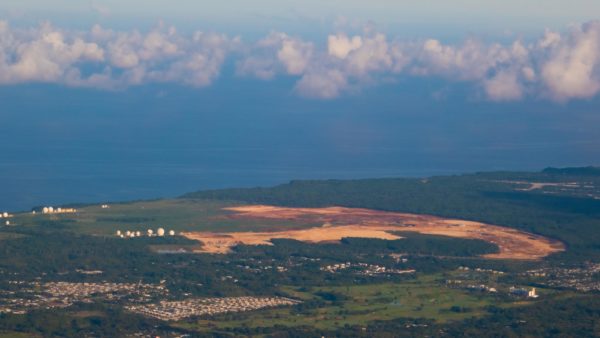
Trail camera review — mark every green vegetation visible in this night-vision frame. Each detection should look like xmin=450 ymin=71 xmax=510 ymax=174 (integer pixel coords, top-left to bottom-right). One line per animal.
xmin=12 ymin=199 xmax=321 ymax=235
xmin=342 ymin=234 xmax=498 ymax=257
xmin=179 ymin=274 xmax=509 ymax=332
xmin=183 ymin=168 xmax=600 ymax=262
xmin=1 ymin=168 xmax=599 ymax=336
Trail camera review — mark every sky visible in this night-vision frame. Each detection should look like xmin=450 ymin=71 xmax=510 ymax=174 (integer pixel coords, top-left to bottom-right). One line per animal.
xmin=2 ymin=1 xmax=600 ymax=36
xmin=0 ymin=1 xmax=599 ymax=210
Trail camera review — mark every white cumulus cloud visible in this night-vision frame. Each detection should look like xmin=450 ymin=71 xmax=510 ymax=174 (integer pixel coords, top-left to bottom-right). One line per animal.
xmin=540 ymin=21 xmax=600 ymax=101
xmin=0 ymin=20 xmax=599 ymax=102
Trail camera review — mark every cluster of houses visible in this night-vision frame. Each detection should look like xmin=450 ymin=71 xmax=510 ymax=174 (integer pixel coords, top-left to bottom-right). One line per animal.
xmin=0 ymin=281 xmax=168 ymax=315
xmin=320 ymin=262 xmax=415 ymax=276
xmin=522 ymin=263 xmax=600 ymax=292
xmin=125 ymin=296 xmax=301 ymax=321
xmin=458 ymin=266 xmax=505 ymax=274
xmin=43 ymin=281 xmax=166 ymax=299
xmin=446 ymin=279 xmax=539 ymax=298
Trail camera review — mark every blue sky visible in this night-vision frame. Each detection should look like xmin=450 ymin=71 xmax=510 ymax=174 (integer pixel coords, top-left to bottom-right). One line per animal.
xmin=0 ymin=1 xmax=599 ymax=209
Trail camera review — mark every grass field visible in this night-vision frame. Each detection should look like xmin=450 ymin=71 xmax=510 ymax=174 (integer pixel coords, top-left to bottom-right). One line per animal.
xmin=176 ymin=275 xmax=529 ymax=332
xmin=9 ymin=199 xmax=321 ymax=235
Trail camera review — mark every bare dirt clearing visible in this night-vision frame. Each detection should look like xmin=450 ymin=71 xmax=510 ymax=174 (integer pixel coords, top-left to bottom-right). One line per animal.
xmin=182 ymin=205 xmax=565 ymax=260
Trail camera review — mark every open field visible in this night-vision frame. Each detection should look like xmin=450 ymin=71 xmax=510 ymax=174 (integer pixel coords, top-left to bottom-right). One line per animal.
xmin=176 ymin=275 xmax=523 ymax=332
xmin=183 ymin=205 xmax=565 ymax=260
xmin=9 ymin=199 xmax=321 ymax=234
xmin=183 ymin=224 xmax=404 ymax=254
xmin=10 ymin=200 xmax=564 ymax=260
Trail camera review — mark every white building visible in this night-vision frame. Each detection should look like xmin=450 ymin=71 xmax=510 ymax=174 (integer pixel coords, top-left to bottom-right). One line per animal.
xmin=528 ymin=288 xmax=539 ymax=298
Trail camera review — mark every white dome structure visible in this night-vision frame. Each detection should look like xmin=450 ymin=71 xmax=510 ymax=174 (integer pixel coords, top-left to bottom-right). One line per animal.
xmin=125 ymin=230 xmax=131 ymax=236
xmin=135 ymin=231 xmax=141 ymax=237
xmin=157 ymin=228 xmax=165 ymax=237
xmin=169 ymin=230 xmax=175 ymax=236
xmin=116 ymin=230 xmax=122 ymax=236
xmin=2 ymin=212 xmax=7 ymax=218
xmin=147 ymin=229 xmax=154 ymax=236
xmin=42 ymin=207 xmax=49 ymax=214
xmin=48 ymin=207 xmax=54 ymax=213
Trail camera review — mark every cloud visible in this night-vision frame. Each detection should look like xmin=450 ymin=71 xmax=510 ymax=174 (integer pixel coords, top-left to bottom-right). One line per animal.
xmin=0 ymin=22 xmax=104 ymax=84
xmin=0 ymin=22 xmax=236 ymax=88
xmin=540 ymin=21 xmax=600 ymax=101
xmin=0 ymin=20 xmax=599 ymax=102
xmin=483 ymin=70 xmax=524 ymax=101
xmin=277 ymin=38 xmax=313 ymax=75
xmin=340 ymin=33 xmax=394 ymax=75
xmin=295 ymin=69 xmax=348 ymax=99
xmin=236 ymin=32 xmax=312 ymax=79
xmin=328 ymin=34 xmax=362 ymax=59
xmin=238 ymin=31 xmax=406 ymax=98
xmin=160 ymin=32 xmax=234 ymax=87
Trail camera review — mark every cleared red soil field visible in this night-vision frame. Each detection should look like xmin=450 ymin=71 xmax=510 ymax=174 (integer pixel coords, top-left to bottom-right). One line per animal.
xmin=182 ymin=205 xmax=565 ymax=260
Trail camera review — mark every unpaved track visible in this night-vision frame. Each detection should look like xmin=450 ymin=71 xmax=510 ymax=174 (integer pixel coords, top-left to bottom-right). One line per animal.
xmin=182 ymin=205 xmax=565 ymax=260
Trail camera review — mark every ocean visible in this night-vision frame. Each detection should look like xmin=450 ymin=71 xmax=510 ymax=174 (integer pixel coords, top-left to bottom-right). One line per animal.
xmin=1 ymin=81 xmax=598 ymax=211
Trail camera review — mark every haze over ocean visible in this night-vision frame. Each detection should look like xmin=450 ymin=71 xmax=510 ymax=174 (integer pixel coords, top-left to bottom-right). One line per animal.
xmin=2 ymin=78 xmax=598 ymax=211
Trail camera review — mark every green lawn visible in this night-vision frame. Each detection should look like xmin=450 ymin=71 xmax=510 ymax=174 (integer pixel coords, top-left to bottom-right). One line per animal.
xmin=178 ymin=274 xmax=530 ymax=332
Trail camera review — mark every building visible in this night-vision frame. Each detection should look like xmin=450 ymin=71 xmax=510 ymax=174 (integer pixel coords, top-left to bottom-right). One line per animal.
xmin=510 ymin=286 xmax=539 ymax=298
xmin=528 ymin=288 xmax=539 ymax=298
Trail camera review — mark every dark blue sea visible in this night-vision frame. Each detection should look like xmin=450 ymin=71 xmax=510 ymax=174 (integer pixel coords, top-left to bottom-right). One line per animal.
xmin=1 ymin=80 xmax=599 ymax=211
